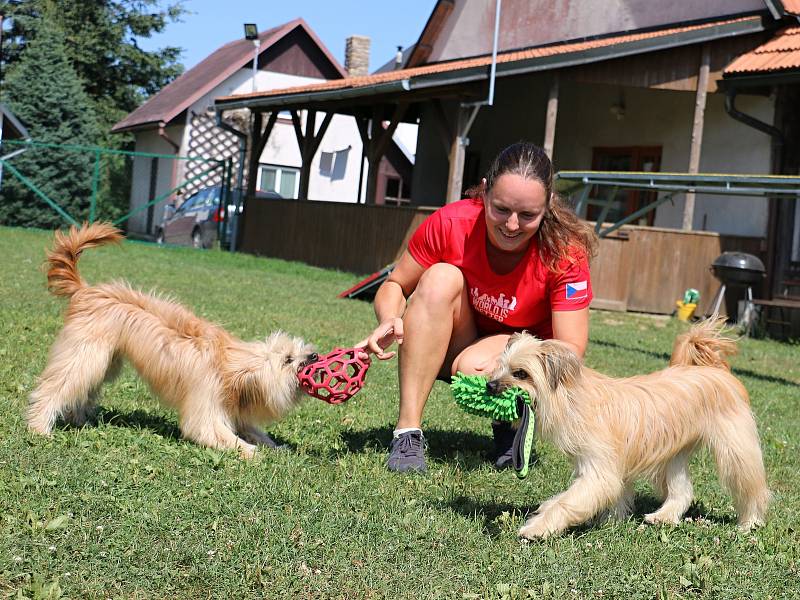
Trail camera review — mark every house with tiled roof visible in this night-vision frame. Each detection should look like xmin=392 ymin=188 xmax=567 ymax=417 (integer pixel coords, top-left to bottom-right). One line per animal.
xmin=215 ymin=0 xmax=800 ymax=319
xmin=112 ymin=18 xmax=415 ymax=239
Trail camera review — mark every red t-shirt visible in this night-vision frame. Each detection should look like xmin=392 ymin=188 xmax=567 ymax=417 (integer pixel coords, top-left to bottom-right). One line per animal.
xmin=407 ymin=198 xmax=592 ymax=339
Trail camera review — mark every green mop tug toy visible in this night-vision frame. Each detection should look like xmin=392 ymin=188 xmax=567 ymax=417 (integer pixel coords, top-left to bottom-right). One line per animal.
xmin=450 ymin=372 xmax=535 ymax=478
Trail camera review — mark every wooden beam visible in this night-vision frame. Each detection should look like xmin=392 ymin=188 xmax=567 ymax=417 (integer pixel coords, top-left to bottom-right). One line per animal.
xmin=245 ymin=111 xmax=279 ymax=199
xmin=310 ymin=113 xmax=334 ymax=156
xmin=296 ymin=111 xmax=335 ymax=201
xmin=297 ymin=110 xmax=316 ymax=200
xmin=682 ymin=44 xmax=711 ymax=231
xmin=371 ymin=103 xmax=407 ymax=162
xmin=446 ymin=106 xmax=467 ymax=204
xmin=431 ymin=99 xmax=453 ymax=155
xmin=542 ymin=73 xmax=560 ymax=160
xmin=258 ymin=111 xmax=278 ymax=157
xmin=289 ymin=110 xmax=304 ymax=150
xmin=363 ymin=104 xmax=408 ymax=205
xmin=245 ymin=111 xmax=263 ymax=200
xmin=355 ymin=116 xmax=370 ymax=148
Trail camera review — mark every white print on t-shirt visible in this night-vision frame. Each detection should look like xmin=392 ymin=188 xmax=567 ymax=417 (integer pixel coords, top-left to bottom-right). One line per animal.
xmin=470 ymin=287 xmax=517 ymax=322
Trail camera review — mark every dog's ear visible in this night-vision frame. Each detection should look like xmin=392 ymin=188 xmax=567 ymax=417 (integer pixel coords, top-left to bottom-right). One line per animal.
xmin=538 ymin=340 xmax=582 ymax=391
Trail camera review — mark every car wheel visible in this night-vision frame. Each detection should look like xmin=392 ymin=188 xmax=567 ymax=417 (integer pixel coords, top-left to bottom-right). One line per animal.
xmin=191 ymin=229 xmax=203 ymax=249
xmin=155 ymin=229 xmax=164 ymax=245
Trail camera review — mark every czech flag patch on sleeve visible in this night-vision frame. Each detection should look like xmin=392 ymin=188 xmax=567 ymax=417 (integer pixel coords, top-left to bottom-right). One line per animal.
xmin=565 ymin=281 xmax=588 ymax=301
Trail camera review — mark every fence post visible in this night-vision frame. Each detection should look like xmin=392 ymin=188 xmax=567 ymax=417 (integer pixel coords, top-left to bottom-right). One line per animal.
xmin=90 ymin=149 xmax=101 ymax=223
xmin=218 ymin=160 xmax=228 ymax=247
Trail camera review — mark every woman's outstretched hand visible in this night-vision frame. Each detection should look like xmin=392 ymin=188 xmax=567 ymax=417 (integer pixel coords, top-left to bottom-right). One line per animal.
xmin=355 ymin=317 xmax=404 ymax=360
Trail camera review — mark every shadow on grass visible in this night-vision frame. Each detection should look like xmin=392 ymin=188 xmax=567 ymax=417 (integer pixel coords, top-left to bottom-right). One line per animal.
xmin=337 ymin=426 xmax=498 ymax=470
xmin=440 ymin=495 xmax=535 ymax=538
xmin=89 ymin=407 xmax=294 ymax=449
xmin=440 ymin=493 xmax=735 ymax=538
xmin=591 ymin=337 xmax=798 ymax=387
xmin=94 ymin=407 xmax=182 ymax=439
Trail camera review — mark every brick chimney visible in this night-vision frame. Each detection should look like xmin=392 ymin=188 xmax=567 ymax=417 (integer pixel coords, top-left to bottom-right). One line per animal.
xmin=345 ymin=35 xmax=370 ymax=76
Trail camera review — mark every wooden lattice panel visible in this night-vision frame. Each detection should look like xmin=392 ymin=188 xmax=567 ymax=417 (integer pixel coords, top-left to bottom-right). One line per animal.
xmin=183 ymin=111 xmax=248 ymax=198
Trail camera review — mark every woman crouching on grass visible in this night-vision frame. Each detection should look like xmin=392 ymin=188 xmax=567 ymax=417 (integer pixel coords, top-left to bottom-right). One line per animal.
xmin=357 ymin=142 xmax=597 ymax=473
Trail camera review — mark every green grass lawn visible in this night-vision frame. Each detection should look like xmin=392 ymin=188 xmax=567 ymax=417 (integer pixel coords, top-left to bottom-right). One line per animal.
xmin=1 ymin=226 xmax=799 ymax=599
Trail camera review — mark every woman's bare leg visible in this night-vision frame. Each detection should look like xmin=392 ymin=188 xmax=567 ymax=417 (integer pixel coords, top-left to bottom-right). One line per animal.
xmin=451 ymin=334 xmax=512 ymax=377
xmin=395 ymin=263 xmax=477 ymax=429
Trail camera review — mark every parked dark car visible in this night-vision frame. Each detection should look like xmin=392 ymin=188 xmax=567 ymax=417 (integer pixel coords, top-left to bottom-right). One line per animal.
xmin=155 ymin=186 xmax=281 ymax=249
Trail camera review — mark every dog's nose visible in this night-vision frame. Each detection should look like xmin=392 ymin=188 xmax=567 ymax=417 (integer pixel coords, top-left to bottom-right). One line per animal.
xmin=486 ymin=379 xmax=501 ymax=396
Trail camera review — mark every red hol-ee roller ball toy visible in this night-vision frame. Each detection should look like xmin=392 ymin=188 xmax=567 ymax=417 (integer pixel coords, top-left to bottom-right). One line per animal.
xmin=297 ymin=347 xmax=371 ymax=404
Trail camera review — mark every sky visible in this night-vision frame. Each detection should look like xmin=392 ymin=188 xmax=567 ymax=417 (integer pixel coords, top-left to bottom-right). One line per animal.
xmin=138 ymin=0 xmax=435 ymax=73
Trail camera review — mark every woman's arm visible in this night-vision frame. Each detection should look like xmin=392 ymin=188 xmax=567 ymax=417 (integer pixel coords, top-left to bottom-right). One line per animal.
xmin=551 ymin=307 xmax=589 ymax=358
xmin=357 ymin=251 xmax=426 ymax=359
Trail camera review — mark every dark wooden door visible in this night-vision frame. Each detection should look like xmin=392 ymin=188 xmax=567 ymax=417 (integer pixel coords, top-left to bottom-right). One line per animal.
xmin=588 ymin=146 xmax=662 ymax=226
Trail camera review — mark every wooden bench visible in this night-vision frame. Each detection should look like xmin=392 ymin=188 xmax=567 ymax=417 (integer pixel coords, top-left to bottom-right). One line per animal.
xmin=750 ymin=279 xmax=800 ymax=337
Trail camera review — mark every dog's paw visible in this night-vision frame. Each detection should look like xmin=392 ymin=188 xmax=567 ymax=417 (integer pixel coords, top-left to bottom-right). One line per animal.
xmin=518 ymin=517 xmax=555 ymax=540
xmin=644 ymin=511 xmax=681 ymax=525
xmin=63 ymin=404 xmax=95 ymax=427
xmin=237 ymin=444 xmax=258 ymax=459
xmin=736 ymin=517 xmax=764 ymax=531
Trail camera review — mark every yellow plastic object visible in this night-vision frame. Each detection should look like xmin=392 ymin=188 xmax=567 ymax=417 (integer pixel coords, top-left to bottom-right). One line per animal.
xmin=675 ymin=300 xmax=697 ymax=321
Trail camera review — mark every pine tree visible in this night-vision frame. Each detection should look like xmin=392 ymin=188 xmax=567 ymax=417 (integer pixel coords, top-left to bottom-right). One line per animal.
xmin=0 ymin=19 xmax=99 ymax=228
xmin=0 ymin=0 xmax=185 ymax=225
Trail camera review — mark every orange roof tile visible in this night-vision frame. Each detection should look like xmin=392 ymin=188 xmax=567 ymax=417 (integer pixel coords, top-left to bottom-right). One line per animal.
xmin=724 ymin=27 xmax=800 ymax=75
xmin=219 ymin=16 xmax=758 ymax=104
xmin=113 ymin=19 xmax=346 ymax=132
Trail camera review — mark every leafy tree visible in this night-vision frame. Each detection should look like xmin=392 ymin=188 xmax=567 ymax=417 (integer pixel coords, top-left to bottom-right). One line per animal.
xmin=0 ymin=0 xmax=185 ymax=224
xmin=0 ymin=19 xmax=99 ymax=227
xmin=1 ymin=0 xmax=185 ymax=127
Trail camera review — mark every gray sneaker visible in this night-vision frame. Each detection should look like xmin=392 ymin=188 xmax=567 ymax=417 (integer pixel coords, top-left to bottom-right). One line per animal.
xmin=387 ymin=431 xmax=427 ymax=473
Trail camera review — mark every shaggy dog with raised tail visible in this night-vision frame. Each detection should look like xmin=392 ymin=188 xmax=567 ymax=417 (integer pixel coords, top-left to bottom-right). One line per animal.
xmin=488 ymin=318 xmax=770 ymax=539
xmin=27 ymin=222 xmax=318 ymax=457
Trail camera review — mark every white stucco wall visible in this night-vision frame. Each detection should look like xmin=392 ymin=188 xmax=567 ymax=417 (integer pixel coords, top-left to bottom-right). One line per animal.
xmin=412 ymin=75 xmax=774 ymax=237
xmin=128 ymin=67 xmax=371 ymax=232
xmin=190 ymin=69 xmax=366 ymax=203
xmin=127 ymin=125 xmax=185 ymax=235
xmin=552 ymin=81 xmax=773 ymax=236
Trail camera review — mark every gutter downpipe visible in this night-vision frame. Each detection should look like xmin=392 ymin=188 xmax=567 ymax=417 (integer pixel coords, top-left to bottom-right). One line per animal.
xmin=459 ymin=0 xmax=502 ymax=141
xmin=724 ymin=87 xmax=784 ymax=296
xmin=443 ymin=0 xmax=500 ymax=204
xmin=215 ymin=109 xmax=247 ymax=252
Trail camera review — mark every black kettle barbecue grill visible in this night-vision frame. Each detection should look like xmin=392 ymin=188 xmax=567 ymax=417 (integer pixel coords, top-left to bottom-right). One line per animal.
xmin=708 ymin=252 xmax=766 ymax=317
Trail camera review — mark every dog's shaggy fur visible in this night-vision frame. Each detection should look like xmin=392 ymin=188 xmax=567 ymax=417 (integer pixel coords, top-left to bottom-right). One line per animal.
xmin=488 ymin=319 xmax=770 ymax=539
xmin=27 ymin=223 xmax=317 ymax=457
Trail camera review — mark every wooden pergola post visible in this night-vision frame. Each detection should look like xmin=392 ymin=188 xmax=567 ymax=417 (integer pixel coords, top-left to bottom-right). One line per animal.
xmin=246 ymin=110 xmax=278 ymax=199
xmin=542 ymin=72 xmax=560 ymax=160
xmin=356 ymin=103 xmax=408 ymax=204
xmin=291 ymin=109 xmax=334 ymax=200
xmin=446 ymin=106 xmax=467 ymax=204
xmin=682 ymin=44 xmax=711 ymax=230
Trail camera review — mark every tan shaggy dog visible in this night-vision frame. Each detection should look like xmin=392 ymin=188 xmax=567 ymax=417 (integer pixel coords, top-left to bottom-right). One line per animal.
xmin=487 ymin=319 xmax=770 ymax=539
xmin=27 ymin=223 xmax=318 ymax=457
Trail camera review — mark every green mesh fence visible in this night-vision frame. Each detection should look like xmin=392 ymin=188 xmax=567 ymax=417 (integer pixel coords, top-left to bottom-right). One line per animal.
xmin=0 ymin=139 xmax=235 ymax=245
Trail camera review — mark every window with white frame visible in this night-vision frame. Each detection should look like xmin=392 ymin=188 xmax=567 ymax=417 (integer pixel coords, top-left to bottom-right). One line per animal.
xmin=792 ymin=202 xmax=800 ymax=263
xmin=258 ymin=164 xmax=300 ymax=199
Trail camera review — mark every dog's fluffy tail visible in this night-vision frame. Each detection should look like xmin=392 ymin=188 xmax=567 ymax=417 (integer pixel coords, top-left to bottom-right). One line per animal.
xmin=46 ymin=222 xmax=123 ymax=298
xmin=669 ymin=316 xmax=738 ymax=370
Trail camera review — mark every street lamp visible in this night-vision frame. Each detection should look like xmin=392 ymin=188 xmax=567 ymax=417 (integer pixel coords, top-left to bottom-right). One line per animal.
xmin=244 ymin=23 xmax=260 ymax=93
